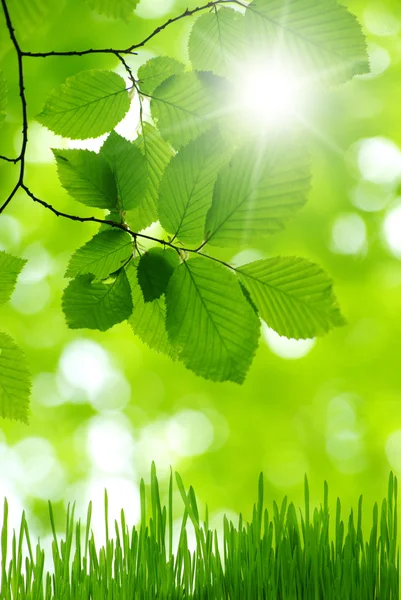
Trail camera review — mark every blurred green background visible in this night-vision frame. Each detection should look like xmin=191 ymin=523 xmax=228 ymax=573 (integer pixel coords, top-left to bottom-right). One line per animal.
xmin=1 ymin=0 xmax=401 ymax=544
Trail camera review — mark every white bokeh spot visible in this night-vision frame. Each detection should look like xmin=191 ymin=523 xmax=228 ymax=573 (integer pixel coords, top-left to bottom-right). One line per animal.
xmin=85 ymin=414 xmax=135 ymax=475
xmin=383 ymin=204 xmax=401 ymax=258
xmin=356 ymin=137 xmax=401 ymax=184
xmin=330 ymin=213 xmax=367 ymax=255
xmin=166 ymin=410 xmax=214 ymax=457
xmin=262 ymin=324 xmax=315 ymax=360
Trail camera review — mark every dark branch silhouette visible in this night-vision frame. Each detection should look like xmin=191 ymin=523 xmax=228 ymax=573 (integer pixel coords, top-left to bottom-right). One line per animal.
xmin=0 ymin=0 xmax=242 ymax=271
xmin=20 ymin=1 xmax=246 ymax=57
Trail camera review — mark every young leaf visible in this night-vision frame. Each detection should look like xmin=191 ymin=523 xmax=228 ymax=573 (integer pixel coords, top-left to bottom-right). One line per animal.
xmin=62 ymin=270 xmax=133 ymax=331
xmin=126 ymin=261 xmax=177 ymax=357
xmin=205 ymin=139 xmax=311 ymax=247
xmin=0 ymin=72 xmax=7 ymax=129
xmin=158 ymin=132 xmax=228 ymax=245
xmin=237 ymin=256 xmax=346 ymax=339
xmin=127 ymin=122 xmax=174 ymax=231
xmin=188 ymin=7 xmax=245 ymax=79
xmin=37 ymin=70 xmax=130 ymax=139
xmin=85 ymin=0 xmax=139 ymax=20
xmin=0 ymin=251 xmax=26 ymax=307
xmin=100 ymin=131 xmax=148 ymax=211
xmin=245 ymin=0 xmax=369 ymax=83
xmin=52 ymin=149 xmax=118 ymax=209
xmin=166 ymin=258 xmax=260 ymax=383
xmin=151 ymin=71 xmax=227 ymax=148
xmin=137 ymin=56 xmax=185 ymax=96
xmin=137 ymin=248 xmax=179 ymax=302
xmin=0 ymin=332 xmax=30 ymax=423
xmin=66 ymin=230 xmax=133 ymax=280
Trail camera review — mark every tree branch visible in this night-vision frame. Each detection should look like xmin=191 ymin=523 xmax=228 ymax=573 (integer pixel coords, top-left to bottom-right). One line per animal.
xmin=0 ymin=0 xmax=28 ymax=214
xmin=0 ymin=154 xmax=20 ymax=163
xmin=22 ymin=184 xmax=235 ymax=271
xmin=0 ymin=0 xmax=239 ymax=273
xmin=19 ymin=0 xmax=247 ymax=58
xmin=126 ymin=0 xmax=247 ymax=52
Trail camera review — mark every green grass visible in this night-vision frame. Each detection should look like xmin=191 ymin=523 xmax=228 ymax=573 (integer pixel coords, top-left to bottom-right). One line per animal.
xmin=0 ymin=464 xmax=399 ymax=599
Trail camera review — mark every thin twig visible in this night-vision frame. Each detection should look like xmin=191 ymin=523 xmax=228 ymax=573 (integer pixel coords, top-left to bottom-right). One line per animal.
xmin=21 ymin=48 xmax=138 ymax=58
xmin=22 ymin=184 xmax=235 ymax=271
xmin=115 ymin=53 xmax=136 ymax=86
xmin=126 ymin=0 xmax=247 ymax=52
xmin=19 ymin=1 xmax=247 ymax=58
xmin=0 ymin=0 xmax=28 ymax=214
xmin=0 ymin=0 xmax=240 ymax=273
xmin=0 ymin=154 xmax=20 ymax=163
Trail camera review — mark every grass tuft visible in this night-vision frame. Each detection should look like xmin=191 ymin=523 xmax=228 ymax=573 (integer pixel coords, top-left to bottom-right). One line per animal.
xmin=0 ymin=465 xmax=399 ymax=598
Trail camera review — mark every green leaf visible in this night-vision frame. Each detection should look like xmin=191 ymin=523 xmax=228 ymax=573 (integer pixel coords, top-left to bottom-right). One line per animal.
xmin=127 ymin=122 xmax=174 ymax=231
xmin=137 ymin=56 xmax=185 ymax=96
xmin=188 ymin=7 xmax=245 ymax=78
xmin=158 ymin=132 xmax=228 ymax=245
xmin=166 ymin=258 xmax=260 ymax=383
xmin=52 ymin=149 xmax=118 ymax=209
xmin=66 ymin=230 xmax=133 ymax=279
xmin=85 ymin=0 xmax=139 ymax=20
xmin=137 ymin=248 xmax=179 ymax=302
xmin=237 ymin=256 xmax=346 ymax=339
xmin=37 ymin=70 xmax=130 ymax=139
xmin=245 ymin=0 xmax=369 ymax=83
xmin=126 ymin=260 xmax=177 ymax=357
xmin=62 ymin=270 xmax=133 ymax=331
xmin=151 ymin=71 xmax=227 ymax=148
xmin=205 ymin=139 xmax=311 ymax=247
xmin=0 ymin=332 xmax=30 ymax=423
xmin=100 ymin=131 xmax=148 ymax=211
xmin=0 ymin=71 xmax=7 ymax=129
xmin=0 ymin=251 xmax=26 ymax=307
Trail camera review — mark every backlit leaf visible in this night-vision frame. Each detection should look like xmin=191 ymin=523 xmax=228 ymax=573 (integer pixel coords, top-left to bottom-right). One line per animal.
xmin=245 ymin=0 xmax=369 ymax=83
xmin=166 ymin=258 xmax=260 ymax=383
xmin=0 ymin=251 xmax=26 ymax=307
xmin=52 ymin=148 xmax=117 ymax=209
xmin=0 ymin=332 xmax=30 ymax=423
xmin=85 ymin=0 xmax=139 ymax=20
xmin=237 ymin=256 xmax=346 ymax=339
xmin=188 ymin=7 xmax=245 ymax=78
xmin=66 ymin=230 xmax=133 ymax=279
xmin=158 ymin=132 xmax=228 ymax=245
xmin=126 ymin=260 xmax=177 ymax=357
xmin=62 ymin=270 xmax=133 ymax=331
xmin=127 ymin=122 xmax=174 ymax=231
xmin=37 ymin=70 xmax=130 ymax=139
xmin=100 ymin=131 xmax=148 ymax=211
xmin=151 ymin=71 xmax=227 ymax=148
xmin=205 ymin=139 xmax=311 ymax=247
xmin=138 ymin=56 xmax=185 ymax=96
xmin=137 ymin=247 xmax=179 ymax=302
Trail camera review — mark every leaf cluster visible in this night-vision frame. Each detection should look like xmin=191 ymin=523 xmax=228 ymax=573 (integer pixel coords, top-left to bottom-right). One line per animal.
xmin=0 ymin=0 xmax=370 ymax=419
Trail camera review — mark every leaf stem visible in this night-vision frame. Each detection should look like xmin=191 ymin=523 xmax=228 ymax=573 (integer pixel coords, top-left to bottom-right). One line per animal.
xmin=19 ymin=1 xmax=248 ymax=58
xmin=0 ymin=155 xmax=20 ymax=163
xmin=21 ymin=184 xmax=235 ymax=272
xmin=0 ymin=0 xmax=239 ymax=276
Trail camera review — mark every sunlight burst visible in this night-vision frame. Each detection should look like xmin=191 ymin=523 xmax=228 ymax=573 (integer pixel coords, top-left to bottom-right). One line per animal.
xmin=235 ymin=60 xmax=309 ymax=130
